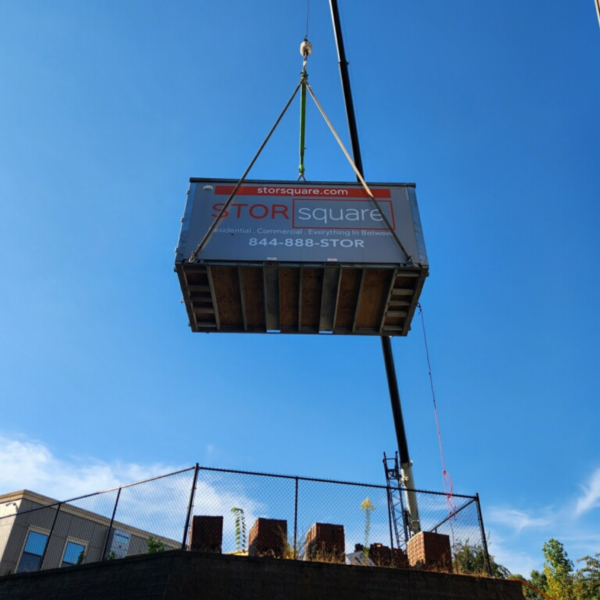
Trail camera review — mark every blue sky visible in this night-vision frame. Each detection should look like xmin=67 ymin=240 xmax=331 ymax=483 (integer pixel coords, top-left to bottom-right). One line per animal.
xmin=1 ymin=0 xmax=600 ymax=575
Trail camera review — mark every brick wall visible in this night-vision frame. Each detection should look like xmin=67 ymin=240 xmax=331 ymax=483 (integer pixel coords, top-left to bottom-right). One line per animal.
xmin=0 ymin=549 xmax=525 ymax=600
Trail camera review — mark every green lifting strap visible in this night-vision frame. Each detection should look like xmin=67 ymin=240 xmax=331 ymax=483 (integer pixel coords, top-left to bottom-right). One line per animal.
xmin=298 ymin=69 xmax=308 ymax=180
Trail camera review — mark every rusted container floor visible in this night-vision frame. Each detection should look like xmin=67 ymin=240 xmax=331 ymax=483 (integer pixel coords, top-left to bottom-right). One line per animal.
xmin=176 ymin=263 xmax=427 ymax=336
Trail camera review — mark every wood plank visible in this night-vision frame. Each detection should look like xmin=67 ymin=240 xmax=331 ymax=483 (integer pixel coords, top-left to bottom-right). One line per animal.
xmin=192 ymin=307 xmax=215 ymax=314
xmin=237 ymin=267 xmax=248 ymax=331
xmin=333 ymin=268 xmax=362 ymax=332
xmin=351 ymin=270 xmax=367 ymax=333
xmin=263 ymin=264 xmax=280 ymax=331
xmin=209 ymin=266 xmax=241 ymax=329
xmin=187 ymin=285 xmax=211 ymax=292
xmin=240 ymin=267 xmax=265 ymax=331
xmin=178 ymin=266 xmax=199 ymax=331
xmin=378 ymin=268 xmax=398 ymax=334
xmin=279 ymin=267 xmax=300 ymax=331
xmin=354 ymin=269 xmax=395 ymax=331
xmin=300 ymin=268 xmax=323 ymax=333
xmin=400 ymin=268 xmax=428 ymax=335
xmin=319 ymin=267 xmax=341 ymax=332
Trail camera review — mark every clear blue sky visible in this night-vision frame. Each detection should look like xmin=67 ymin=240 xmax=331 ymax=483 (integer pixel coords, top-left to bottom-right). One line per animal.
xmin=1 ymin=0 xmax=600 ymax=575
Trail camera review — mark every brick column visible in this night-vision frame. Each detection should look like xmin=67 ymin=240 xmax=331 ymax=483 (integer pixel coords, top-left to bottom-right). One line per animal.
xmin=304 ymin=523 xmax=345 ymax=563
xmin=248 ymin=518 xmax=287 ymax=558
xmin=407 ymin=531 xmax=452 ymax=572
xmin=189 ymin=516 xmax=223 ymax=553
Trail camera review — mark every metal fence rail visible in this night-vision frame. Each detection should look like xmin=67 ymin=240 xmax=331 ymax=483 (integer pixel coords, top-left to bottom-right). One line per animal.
xmin=0 ymin=465 xmax=491 ymax=576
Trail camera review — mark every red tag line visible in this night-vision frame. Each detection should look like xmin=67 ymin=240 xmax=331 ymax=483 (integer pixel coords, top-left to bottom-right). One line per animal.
xmin=214 ymin=185 xmax=392 ymax=198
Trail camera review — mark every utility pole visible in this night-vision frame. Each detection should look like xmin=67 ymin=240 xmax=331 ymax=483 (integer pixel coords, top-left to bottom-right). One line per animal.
xmin=329 ymin=0 xmax=421 ymax=534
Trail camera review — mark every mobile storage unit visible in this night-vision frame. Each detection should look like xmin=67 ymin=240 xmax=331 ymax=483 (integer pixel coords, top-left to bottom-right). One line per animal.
xmin=175 ymin=179 xmax=428 ymax=336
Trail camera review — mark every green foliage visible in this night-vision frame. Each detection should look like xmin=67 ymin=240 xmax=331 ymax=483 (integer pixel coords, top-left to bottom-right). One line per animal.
xmin=231 ymin=507 xmax=247 ymax=553
xmin=452 ymin=539 xmax=510 ymax=578
xmin=360 ymin=497 xmax=375 ymax=559
xmin=543 ymin=538 xmax=575 ymax=600
xmin=147 ymin=536 xmax=167 ymax=554
xmin=515 ymin=542 xmax=600 ymax=600
xmin=574 ymin=553 xmax=600 ymax=600
xmin=107 ymin=550 xmax=117 ymax=560
xmin=76 ymin=550 xmax=85 ymax=565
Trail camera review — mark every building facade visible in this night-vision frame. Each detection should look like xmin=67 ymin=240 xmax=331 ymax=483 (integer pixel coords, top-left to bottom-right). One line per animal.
xmin=0 ymin=490 xmax=178 ymax=575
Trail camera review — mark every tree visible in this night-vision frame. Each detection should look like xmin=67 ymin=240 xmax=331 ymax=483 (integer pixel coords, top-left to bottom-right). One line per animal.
xmin=543 ymin=539 xmax=575 ymax=600
xmin=574 ymin=553 xmax=600 ymax=600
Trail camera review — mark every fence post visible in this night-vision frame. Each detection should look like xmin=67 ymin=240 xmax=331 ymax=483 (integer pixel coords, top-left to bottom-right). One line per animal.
xmin=385 ymin=489 xmax=396 ymax=566
xmin=293 ymin=477 xmax=299 ymax=559
xmin=475 ymin=493 xmax=493 ymax=576
xmin=39 ymin=503 xmax=61 ymax=570
xmin=182 ymin=464 xmax=200 ymax=550
xmin=102 ymin=488 xmax=122 ymax=561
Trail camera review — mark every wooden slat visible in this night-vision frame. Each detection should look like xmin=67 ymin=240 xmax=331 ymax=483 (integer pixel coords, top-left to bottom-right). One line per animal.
xmin=240 ymin=267 xmax=265 ymax=331
xmin=209 ymin=266 xmax=240 ymax=330
xmin=279 ymin=267 xmax=300 ymax=332
xmin=352 ymin=270 xmax=367 ymax=333
xmin=354 ymin=269 xmax=394 ymax=332
xmin=300 ymin=268 xmax=323 ymax=333
xmin=237 ymin=267 xmax=248 ymax=331
xmin=333 ymin=268 xmax=362 ymax=332
xmin=187 ymin=285 xmax=211 ymax=292
xmin=192 ymin=307 xmax=215 ymax=314
xmin=400 ymin=268 xmax=428 ymax=335
xmin=206 ymin=267 xmax=220 ymax=329
xmin=263 ymin=265 xmax=280 ymax=331
xmin=179 ymin=268 xmax=199 ymax=331
xmin=378 ymin=268 xmax=398 ymax=334
xmin=319 ymin=267 xmax=341 ymax=332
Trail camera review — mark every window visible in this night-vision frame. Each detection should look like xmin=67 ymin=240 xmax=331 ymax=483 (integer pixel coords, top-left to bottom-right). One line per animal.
xmin=17 ymin=530 xmax=49 ymax=573
xmin=61 ymin=540 xmax=86 ymax=567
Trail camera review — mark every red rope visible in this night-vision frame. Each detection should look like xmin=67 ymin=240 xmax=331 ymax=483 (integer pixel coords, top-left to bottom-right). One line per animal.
xmin=418 ymin=303 xmax=457 ymax=518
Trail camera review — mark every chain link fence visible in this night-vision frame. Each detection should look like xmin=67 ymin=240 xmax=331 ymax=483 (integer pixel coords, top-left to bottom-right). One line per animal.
xmin=0 ymin=464 xmax=491 ymax=576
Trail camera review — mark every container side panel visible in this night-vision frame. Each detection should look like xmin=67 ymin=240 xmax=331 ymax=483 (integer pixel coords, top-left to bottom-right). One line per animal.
xmin=175 ymin=183 xmax=197 ymax=263
xmin=179 ymin=180 xmax=421 ymax=266
xmin=407 ymin=186 xmax=428 ymax=266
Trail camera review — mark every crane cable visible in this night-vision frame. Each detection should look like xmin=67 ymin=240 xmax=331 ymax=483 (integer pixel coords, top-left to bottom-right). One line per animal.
xmin=417 ymin=303 xmax=457 ymax=519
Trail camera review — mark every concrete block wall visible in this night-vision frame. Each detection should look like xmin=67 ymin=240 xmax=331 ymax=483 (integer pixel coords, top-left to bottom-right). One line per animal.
xmin=0 ymin=549 xmax=526 ymax=600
